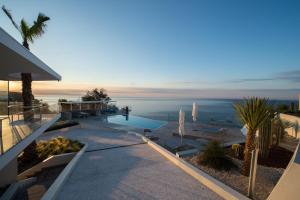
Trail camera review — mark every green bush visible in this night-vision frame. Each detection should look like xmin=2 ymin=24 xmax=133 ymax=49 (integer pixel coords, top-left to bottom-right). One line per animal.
xmin=231 ymin=143 xmax=243 ymax=158
xmin=198 ymin=141 xmax=235 ymax=171
xmin=276 ymin=104 xmax=289 ymax=113
xmin=36 ymin=136 xmax=83 ymax=160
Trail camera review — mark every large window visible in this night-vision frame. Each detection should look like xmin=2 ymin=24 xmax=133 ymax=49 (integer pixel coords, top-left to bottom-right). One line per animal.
xmin=0 ymin=81 xmax=8 ymax=116
xmin=8 ymin=81 xmax=23 ymax=114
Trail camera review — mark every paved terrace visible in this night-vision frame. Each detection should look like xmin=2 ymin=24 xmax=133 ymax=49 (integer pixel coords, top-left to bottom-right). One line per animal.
xmin=40 ymin=123 xmax=222 ymax=200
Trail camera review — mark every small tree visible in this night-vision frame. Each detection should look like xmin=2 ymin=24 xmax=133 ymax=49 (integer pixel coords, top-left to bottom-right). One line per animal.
xmin=234 ymin=97 xmax=271 ymax=176
xmin=272 ymin=116 xmax=293 ymax=146
xmin=82 ymin=88 xmax=111 ymax=102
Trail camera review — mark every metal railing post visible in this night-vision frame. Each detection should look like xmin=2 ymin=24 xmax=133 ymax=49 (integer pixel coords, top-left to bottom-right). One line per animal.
xmin=39 ymin=106 xmax=42 ymax=123
xmin=0 ymin=119 xmax=3 ymax=154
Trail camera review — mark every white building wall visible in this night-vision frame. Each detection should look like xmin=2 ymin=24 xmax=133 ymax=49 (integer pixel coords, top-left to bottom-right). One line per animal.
xmin=280 ymin=113 xmax=300 ymax=139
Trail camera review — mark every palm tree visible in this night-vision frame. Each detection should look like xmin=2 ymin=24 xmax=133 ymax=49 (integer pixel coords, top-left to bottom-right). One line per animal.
xmin=2 ymin=6 xmax=50 ymax=118
xmin=2 ymin=6 xmax=50 ymax=162
xmin=234 ymin=97 xmax=271 ymax=176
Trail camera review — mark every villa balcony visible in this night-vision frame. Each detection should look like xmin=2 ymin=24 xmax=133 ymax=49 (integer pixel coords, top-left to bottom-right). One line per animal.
xmin=0 ymin=26 xmax=61 ymax=175
xmin=0 ymin=104 xmax=61 ymax=170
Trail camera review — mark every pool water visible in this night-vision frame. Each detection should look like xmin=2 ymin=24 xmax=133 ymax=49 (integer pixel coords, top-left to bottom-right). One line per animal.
xmin=107 ymin=115 xmax=166 ymax=130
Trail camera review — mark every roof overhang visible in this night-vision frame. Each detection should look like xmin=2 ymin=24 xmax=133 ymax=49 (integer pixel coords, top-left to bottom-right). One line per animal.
xmin=0 ymin=27 xmax=61 ymax=81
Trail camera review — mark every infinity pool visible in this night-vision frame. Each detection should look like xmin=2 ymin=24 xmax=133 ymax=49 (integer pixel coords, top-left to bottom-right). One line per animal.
xmin=107 ymin=115 xmax=166 ymax=130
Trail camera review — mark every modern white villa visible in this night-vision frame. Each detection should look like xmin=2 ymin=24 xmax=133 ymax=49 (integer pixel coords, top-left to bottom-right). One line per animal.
xmin=1 ymin=26 xmax=300 ymax=200
xmin=0 ymin=27 xmax=61 ymax=186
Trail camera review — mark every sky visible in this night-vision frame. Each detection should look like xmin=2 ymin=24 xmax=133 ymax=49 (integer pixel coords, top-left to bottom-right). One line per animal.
xmin=1 ymin=0 xmax=300 ymax=99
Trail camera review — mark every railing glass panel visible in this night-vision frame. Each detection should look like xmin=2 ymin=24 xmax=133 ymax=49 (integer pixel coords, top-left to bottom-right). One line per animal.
xmin=0 ymin=104 xmax=59 ymax=155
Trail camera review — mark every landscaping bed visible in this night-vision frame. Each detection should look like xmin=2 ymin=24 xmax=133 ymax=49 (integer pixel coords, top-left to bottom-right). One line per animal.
xmin=13 ymin=165 xmax=67 ymax=200
xmin=18 ymin=137 xmax=83 ymax=173
xmin=226 ymin=145 xmax=293 ymax=168
xmin=182 ymin=139 xmax=295 ymax=200
xmin=186 ymin=155 xmax=284 ymax=200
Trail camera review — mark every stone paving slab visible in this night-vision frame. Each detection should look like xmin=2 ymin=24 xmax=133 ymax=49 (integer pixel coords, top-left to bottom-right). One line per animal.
xmin=57 ymin=144 xmax=221 ymax=200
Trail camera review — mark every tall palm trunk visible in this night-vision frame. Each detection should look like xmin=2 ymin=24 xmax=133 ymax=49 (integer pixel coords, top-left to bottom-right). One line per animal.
xmin=22 ymin=39 xmax=29 ymax=49
xmin=242 ymin=129 xmax=256 ymax=176
xmin=21 ymin=73 xmax=33 ymax=121
xmin=21 ymin=40 xmax=37 ymax=161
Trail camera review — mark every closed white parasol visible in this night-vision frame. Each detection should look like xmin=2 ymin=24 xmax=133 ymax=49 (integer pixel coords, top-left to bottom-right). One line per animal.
xmin=179 ymin=109 xmax=185 ymax=144
xmin=241 ymin=124 xmax=259 ymax=137
xmin=192 ymin=102 xmax=198 ymax=122
xmin=241 ymin=125 xmax=247 ymax=136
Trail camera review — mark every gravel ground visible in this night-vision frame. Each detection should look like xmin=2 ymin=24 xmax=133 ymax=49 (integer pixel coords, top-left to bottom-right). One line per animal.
xmin=186 ymin=156 xmax=284 ymax=200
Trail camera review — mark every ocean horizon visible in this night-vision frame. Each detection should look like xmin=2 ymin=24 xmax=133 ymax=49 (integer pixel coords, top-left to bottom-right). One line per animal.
xmin=36 ymin=94 xmax=297 ymax=128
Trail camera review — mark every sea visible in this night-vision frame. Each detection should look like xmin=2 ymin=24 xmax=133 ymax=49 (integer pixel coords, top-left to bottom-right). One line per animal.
xmin=35 ymin=95 xmax=297 ymax=128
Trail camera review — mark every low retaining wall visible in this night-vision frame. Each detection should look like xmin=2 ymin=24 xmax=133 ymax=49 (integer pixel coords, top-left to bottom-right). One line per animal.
xmin=18 ymin=152 xmax=76 ymax=180
xmin=267 ymin=141 xmax=300 ymax=200
xmin=175 ymin=148 xmax=199 ymax=158
xmin=41 ymin=143 xmax=88 ymax=200
xmin=139 ymin=136 xmax=249 ymax=200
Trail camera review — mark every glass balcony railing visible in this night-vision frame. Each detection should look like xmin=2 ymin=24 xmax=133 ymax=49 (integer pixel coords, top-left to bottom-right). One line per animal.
xmin=0 ymin=104 xmax=59 ymax=155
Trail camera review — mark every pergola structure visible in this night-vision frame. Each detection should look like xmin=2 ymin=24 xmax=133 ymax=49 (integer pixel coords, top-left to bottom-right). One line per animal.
xmin=59 ymin=100 xmax=116 ymax=115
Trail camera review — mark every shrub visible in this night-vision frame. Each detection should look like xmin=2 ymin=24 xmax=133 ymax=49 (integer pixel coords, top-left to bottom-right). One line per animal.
xmin=231 ymin=143 xmax=243 ymax=158
xmin=36 ymin=136 xmax=83 ymax=160
xmin=276 ymin=104 xmax=289 ymax=113
xmin=198 ymin=141 xmax=235 ymax=171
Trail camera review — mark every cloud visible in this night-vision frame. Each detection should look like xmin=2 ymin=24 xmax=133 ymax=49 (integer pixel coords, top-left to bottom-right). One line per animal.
xmin=228 ymin=70 xmax=300 ymax=83
xmin=163 ymin=80 xmax=209 ymax=87
xmin=228 ymin=78 xmax=274 ymax=83
xmin=276 ymin=70 xmax=300 ymax=82
xmin=33 ymin=85 xmax=300 ymax=100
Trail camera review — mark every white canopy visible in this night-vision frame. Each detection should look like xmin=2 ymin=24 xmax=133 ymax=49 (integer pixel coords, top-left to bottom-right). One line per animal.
xmin=0 ymin=27 xmax=61 ymax=81
xmin=179 ymin=109 xmax=185 ymax=136
xmin=241 ymin=125 xmax=247 ymax=136
xmin=192 ymin=102 xmax=198 ymax=122
xmin=241 ymin=124 xmax=259 ymax=137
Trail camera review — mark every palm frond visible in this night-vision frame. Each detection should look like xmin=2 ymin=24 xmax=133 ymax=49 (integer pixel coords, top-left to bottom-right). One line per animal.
xmin=2 ymin=6 xmax=20 ymax=32
xmin=29 ymin=13 xmax=50 ymax=40
xmin=20 ymin=19 xmax=31 ymax=41
xmin=234 ymin=97 xmax=271 ymax=132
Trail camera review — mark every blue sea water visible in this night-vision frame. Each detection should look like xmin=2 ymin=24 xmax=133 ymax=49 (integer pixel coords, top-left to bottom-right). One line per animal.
xmin=113 ymin=98 xmax=242 ymax=127
xmin=107 ymin=115 xmax=167 ymax=129
xmin=36 ymin=95 xmax=296 ymax=128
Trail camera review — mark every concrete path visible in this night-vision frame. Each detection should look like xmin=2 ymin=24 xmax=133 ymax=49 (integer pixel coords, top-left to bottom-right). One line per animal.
xmin=41 ymin=126 xmax=222 ymax=200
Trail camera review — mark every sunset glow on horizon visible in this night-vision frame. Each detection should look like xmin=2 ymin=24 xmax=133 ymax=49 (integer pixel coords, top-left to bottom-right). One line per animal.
xmin=1 ymin=0 xmax=300 ymax=100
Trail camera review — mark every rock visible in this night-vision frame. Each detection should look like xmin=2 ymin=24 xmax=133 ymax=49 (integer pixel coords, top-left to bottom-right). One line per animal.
xmin=144 ymin=128 xmax=152 ymax=133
